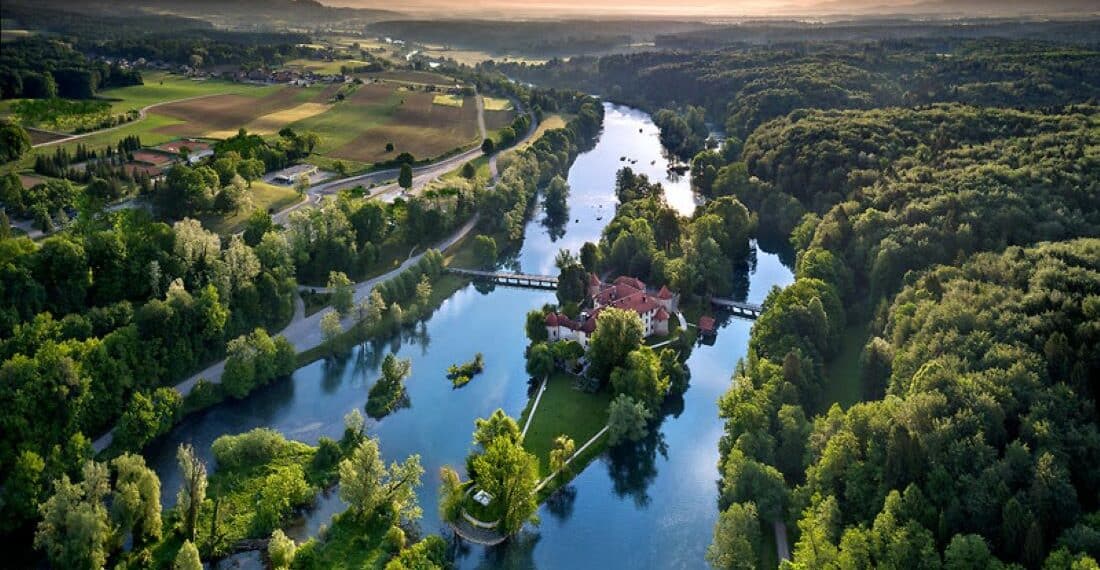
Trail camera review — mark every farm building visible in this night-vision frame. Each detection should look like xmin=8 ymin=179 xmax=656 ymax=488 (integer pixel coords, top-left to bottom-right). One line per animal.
xmin=546 ymin=275 xmax=677 ymax=348
xmin=154 ymin=139 xmax=213 ymax=163
xmin=272 ymin=163 xmax=318 ymax=184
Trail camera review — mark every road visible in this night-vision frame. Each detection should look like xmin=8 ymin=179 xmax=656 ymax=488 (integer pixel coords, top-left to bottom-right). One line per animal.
xmin=91 ymin=214 xmax=479 ymax=453
xmin=273 ymin=89 xmax=538 ymax=222
xmin=30 ymin=93 xmax=227 ymax=149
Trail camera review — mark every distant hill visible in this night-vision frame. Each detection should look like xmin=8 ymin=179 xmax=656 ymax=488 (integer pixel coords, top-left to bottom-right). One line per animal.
xmin=799 ymin=0 xmax=1099 ymax=16
xmin=3 ymin=0 xmax=403 ymax=29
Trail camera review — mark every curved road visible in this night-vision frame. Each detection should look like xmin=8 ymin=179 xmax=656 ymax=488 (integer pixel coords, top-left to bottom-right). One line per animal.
xmin=30 ymin=93 xmax=228 ymax=149
xmin=274 ymin=90 xmax=537 ymax=222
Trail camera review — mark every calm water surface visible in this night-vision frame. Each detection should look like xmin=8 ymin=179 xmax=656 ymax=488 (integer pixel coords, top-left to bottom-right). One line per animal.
xmin=144 ymin=103 xmax=793 ymax=569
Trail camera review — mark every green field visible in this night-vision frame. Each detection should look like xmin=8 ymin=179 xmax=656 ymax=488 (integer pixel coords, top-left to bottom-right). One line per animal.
xmin=519 ymin=372 xmax=612 ymax=477
xmin=98 ymin=72 xmax=281 ymax=113
xmin=512 ymin=114 xmax=567 ymax=153
xmin=482 ymin=96 xmax=513 ymax=111
xmin=432 ymin=93 xmax=465 ymax=107
xmin=200 ymin=181 xmax=303 ymax=235
xmin=287 ymin=85 xmax=402 ymax=154
xmin=284 ymin=58 xmax=375 ymax=74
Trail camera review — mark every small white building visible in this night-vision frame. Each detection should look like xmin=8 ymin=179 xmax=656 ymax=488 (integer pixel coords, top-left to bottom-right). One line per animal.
xmin=273 ymin=164 xmax=318 ymax=184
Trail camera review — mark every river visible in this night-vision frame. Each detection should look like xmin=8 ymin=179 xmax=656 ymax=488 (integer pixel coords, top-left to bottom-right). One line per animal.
xmin=143 ymin=103 xmax=793 ymax=568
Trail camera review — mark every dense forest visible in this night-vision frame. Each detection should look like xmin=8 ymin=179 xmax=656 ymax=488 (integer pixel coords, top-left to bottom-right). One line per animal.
xmin=0 ymin=84 xmax=604 ymax=566
xmin=489 ymin=39 xmax=1100 ymax=139
xmin=0 ymin=38 xmax=143 ymax=100
xmin=658 ymin=40 xmax=1100 ymax=569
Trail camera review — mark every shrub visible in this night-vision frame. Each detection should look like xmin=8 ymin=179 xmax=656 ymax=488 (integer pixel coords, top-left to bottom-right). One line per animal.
xmin=211 ymin=428 xmax=289 ymax=470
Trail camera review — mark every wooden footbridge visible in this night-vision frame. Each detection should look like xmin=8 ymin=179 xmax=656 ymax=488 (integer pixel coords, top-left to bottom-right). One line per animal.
xmin=447 ymin=267 xmax=559 ymax=290
xmin=709 ymin=297 xmax=764 ymax=320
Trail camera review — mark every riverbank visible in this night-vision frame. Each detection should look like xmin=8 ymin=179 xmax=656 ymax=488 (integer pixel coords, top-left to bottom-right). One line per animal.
xmin=132 ymin=102 xmax=793 ymax=570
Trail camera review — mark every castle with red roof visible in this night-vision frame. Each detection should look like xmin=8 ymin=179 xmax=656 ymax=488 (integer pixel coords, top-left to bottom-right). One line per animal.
xmin=545 ymin=275 xmax=678 ymax=347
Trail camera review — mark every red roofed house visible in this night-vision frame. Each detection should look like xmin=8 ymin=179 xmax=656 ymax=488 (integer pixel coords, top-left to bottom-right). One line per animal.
xmin=547 ymin=275 xmax=678 ymax=347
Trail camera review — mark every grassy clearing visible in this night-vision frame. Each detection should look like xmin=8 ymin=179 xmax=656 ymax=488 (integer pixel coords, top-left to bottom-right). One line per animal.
xmin=518 ymin=372 xmax=612 ymax=477
xmin=432 ymin=93 xmax=465 ymax=107
xmin=512 ymin=114 xmax=567 ymax=153
xmin=200 ymin=181 xmax=302 ymax=235
xmin=482 ymin=96 xmax=513 ymax=111
xmin=822 ymin=322 xmax=869 ymax=410
xmin=288 ymin=84 xmax=401 ymax=155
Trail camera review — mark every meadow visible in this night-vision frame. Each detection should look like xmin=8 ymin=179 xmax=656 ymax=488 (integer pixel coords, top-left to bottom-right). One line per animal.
xmin=291 ymin=83 xmax=481 ymax=164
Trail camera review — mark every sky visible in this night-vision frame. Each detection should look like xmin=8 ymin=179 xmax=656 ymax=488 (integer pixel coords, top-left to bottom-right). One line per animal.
xmin=326 ymin=0 xmax=1078 ymax=18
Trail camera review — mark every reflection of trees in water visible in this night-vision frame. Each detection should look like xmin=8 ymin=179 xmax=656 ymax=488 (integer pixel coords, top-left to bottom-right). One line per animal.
xmin=473 ymin=529 xmax=541 ymax=570
xmin=411 ymin=320 xmax=432 ymax=355
xmin=473 ymin=280 xmax=497 ymax=295
xmin=251 ymin=369 xmax=297 ymax=423
xmin=727 ymin=249 xmax=754 ymax=302
xmin=755 ymin=232 xmax=796 ymax=269
xmin=544 ymin=484 xmax=577 ymax=523
xmin=541 ymin=210 xmax=568 ymax=242
xmin=321 ymin=352 xmax=349 ymax=394
xmin=605 ymin=423 xmax=668 ymax=508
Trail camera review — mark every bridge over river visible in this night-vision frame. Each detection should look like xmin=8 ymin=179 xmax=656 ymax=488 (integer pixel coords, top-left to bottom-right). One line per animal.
xmin=447 ymin=268 xmax=763 ymax=319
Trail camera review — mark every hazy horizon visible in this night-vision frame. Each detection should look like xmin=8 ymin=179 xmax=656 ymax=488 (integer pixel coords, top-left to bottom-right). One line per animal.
xmin=325 ymin=0 xmax=1096 ymax=18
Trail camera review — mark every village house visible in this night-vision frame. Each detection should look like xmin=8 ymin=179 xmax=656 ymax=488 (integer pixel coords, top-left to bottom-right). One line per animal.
xmin=545 ymin=275 xmax=677 ymax=348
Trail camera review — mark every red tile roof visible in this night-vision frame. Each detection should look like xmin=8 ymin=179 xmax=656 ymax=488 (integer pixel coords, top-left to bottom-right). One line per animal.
xmin=588 ymin=273 xmax=602 ymax=286
xmin=699 ymin=316 xmax=716 ymax=333
xmin=613 ymin=275 xmax=646 ymax=291
xmin=131 ymin=150 xmax=174 ymax=166
xmin=655 ymin=308 xmax=670 ymax=321
xmin=658 ymin=285 xmax=673 ymax=300
xmin=156 ymin=140 xmax=212 ymax=155
xmin=545 ymin=312 xmax=558 ymax=326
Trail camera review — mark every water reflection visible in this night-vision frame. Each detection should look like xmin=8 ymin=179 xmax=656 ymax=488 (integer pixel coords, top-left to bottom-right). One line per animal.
xmin=142 ymin=103 xmax=795 ymax=569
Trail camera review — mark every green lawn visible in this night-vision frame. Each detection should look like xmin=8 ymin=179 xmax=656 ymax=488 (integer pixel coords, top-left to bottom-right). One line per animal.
xmin=518 ymin=371 xmax=612 ymax=477
xmin=200 ymin=181 xmax=303 ymax=235
xmin=511 ymin=113 xmax=567 ymax=153
xmin=97 ymin=72 xmax=281 ymax=113
xmin=439 ymin=155 xmax=490 ymax=184
xmin=822 ymin=322 xmax=869 ymax=410
xmin=284 ymin=58 xmax=373 ymax=74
